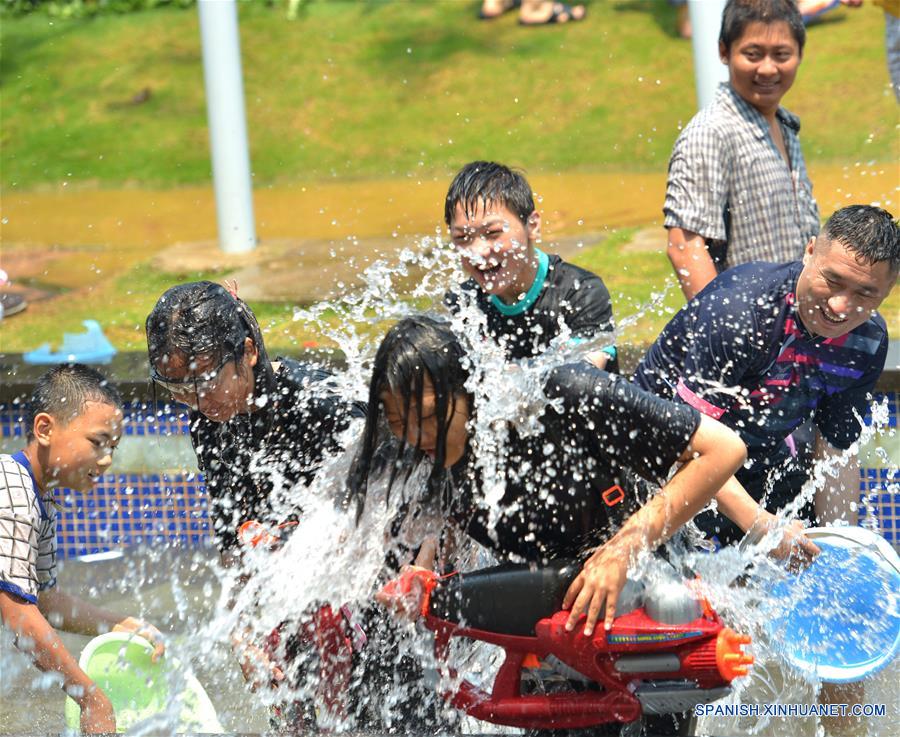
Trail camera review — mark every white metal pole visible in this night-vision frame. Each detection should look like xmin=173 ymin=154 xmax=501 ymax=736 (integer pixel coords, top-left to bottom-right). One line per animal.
xmin=198 ymin=0 xmax=257 ymax=254
xmin=688 ymin=0 xmax=730 ymax=111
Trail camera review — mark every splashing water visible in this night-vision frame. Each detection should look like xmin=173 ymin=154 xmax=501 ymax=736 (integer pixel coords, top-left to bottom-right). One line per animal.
xmin=2 ymin=238 xmax=897 ymax=736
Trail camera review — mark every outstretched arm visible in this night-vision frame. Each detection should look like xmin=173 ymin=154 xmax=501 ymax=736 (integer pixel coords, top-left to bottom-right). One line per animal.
xmin=813 ymin=430 xmax=860 ymax=526
xmin=38 ymin=588 xmax=165 ymax=661
xmin=0 ymin=591 xmax=116 ymax=734
xmin=714 ymin=476 xmax=820 ymax=562
xmin=563 ymin=415 xmax=746 ymax=635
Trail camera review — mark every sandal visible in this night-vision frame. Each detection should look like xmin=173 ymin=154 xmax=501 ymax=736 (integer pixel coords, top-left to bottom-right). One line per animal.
xmin=518 ymin=1 xmax=586 ymax=25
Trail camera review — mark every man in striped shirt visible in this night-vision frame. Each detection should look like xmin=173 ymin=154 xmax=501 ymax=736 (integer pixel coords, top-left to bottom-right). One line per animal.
xmin=634 ymin=205 xmax=898 ymax=550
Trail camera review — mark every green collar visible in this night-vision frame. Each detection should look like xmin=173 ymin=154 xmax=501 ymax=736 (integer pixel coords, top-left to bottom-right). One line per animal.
xmin=489 ymin=249 xmax=549 ymax=316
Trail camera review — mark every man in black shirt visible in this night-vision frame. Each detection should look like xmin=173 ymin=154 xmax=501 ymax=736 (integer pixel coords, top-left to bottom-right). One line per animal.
xmin=147 ymin=282 xmax=366 ymax=717
xmin=188 ymin=359 xmax=362 ymax=556
xmin=444 ymin=161 xmax=619 ymax=371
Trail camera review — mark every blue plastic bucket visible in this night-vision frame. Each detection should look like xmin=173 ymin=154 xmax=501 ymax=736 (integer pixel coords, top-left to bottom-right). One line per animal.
xmin=765 ymin=527 xmax=900 ymax=683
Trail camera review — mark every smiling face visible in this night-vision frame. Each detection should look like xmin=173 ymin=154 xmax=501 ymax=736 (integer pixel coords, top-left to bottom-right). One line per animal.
xmin=36 ymin=400 xmax=123 ymax=493
xmin=152 ymin=338 xmax=259 ymax=422
xmin=721 ymin=20 xmax=801 ymax=117
xmin=380 ymin=376 xmax=469 ymax=469
xmin=449 ymin=199 xmax=541 ymax=304
xmin=795 ymin=236 xmax=897 ymax=339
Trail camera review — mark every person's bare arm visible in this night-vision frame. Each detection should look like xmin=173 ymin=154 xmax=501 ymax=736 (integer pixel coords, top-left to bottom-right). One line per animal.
xmin=813 ymin=430 xmax=860 ymax=526
xmin=38 ymin=587 xmax=123 ymax=636
xmin=0 ymin=591 xmax=116 ymax=733
xmin=38 ymin=588 xmax=165 ymax=660
xmin=667 ymin=227 xmax=719 ymax=302
xmin=586 ymin=351 xmax=610 ymax=370
xmin=563 ymin=415 xmax=747 ymax=634
xmin=714 ymin=475 xmax=819 ymax=561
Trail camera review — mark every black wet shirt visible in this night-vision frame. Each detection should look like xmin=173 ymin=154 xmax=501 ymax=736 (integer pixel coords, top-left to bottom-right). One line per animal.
xmin=447 ymin=363 xmax=700 ymax=564
xmin=445 ymin=253 xmax=619 ymax=373
xmin=190 ymin=358 xmax=365 ymax=553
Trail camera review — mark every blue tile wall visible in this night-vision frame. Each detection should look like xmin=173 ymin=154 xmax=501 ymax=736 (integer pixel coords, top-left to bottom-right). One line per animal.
xmin=1 ymin=394 xmax=897 ymax=558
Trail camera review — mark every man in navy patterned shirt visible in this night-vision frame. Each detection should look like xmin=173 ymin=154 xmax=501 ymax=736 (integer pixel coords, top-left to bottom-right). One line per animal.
xmin=635 ymin=206 xmax=898 ymax=550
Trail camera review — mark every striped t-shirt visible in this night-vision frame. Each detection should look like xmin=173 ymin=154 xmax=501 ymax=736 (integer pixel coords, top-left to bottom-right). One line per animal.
xmin=634 ymin=262 xmax=888 ymax=480
xmin=0 ymin=453 xmax=58 ymax=603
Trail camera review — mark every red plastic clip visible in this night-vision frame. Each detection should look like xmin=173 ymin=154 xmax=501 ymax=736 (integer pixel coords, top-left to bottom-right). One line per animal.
xmin=601 ymin=485 xmax=625 ymax=507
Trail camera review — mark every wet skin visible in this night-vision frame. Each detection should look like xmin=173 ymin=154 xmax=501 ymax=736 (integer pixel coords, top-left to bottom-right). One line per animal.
xmin=795 ymin=236 xmax=897 ymax=340
xmin=153 ymin=337 xmax=259 ymax=423
xmin=449 ymin=200 xmax=541 ymax=305
xmin=380 ymin=378 xmax=469 ymax=468
xmin=29 ymin=400 xmax=123 ymax=493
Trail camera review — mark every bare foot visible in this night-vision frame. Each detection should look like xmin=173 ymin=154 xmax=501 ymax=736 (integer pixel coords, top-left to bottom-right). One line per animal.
xmin=519 ymin=1 xmax=586 ymax=25
xmin=677 ymin=4 xmax=692 ymax=39
xmin=480 ymin=0 xmax=518 ymax=20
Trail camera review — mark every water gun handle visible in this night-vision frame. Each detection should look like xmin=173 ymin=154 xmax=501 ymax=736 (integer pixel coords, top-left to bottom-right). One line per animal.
xmin=237 ymin=520 xmax=299 ymax=549
xmin=378 ymin=567 xmax=441 ymax=617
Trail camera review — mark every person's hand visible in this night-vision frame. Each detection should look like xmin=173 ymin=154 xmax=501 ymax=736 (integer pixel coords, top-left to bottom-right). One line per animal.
xmin=839 ymin=0 xmax=863 ymax=7
xmin=113 ymin=616 xmax=165 ymax=661
xmin=562 ymin=542 xmax=629 ymax=636
xmin=376 ymin=565 xmax=435 ymax=623
xmin=235 ymin=642 xmax=285 ymax=692
xmin=749 ymin=514 xmax=820 ymax=569
xmin=413 ymin=536 xmax=438 ymax=569
xmin=79 ymin=685 xmax=116 ymax=734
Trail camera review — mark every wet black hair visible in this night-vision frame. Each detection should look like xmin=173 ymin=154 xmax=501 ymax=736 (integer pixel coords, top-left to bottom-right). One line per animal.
xmin=821 ymin=205 xmax=900 ymax=273
xmin=145 ymin=281 xmax=276 ymax=401
xmin=719 ymin=0 xmax=805 ymax=56
xmin=347 ymin=315 xmax=471 ymax=520
xmin=26 ymin=364 xmax=122 ymax=440
xmin=444 ymin=161 xmax=535 ymax=228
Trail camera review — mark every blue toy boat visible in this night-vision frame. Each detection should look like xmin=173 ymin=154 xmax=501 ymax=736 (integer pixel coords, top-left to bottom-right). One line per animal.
xmin=23 ymin=320 xmax=117 ymax=365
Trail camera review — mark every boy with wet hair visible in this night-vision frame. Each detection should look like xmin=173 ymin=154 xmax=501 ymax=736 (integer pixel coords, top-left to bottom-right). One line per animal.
xmin=0 ymin=365 xmax=165 ymax=735
xmin=444 ymin=160 xmax=619 ymax=371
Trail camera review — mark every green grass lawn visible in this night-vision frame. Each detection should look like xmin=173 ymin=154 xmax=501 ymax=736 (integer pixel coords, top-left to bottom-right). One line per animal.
xmin=1 ymin=0 xmax=896 ymax=190
xmin=1 ymin=1 xmax=897 ymax=356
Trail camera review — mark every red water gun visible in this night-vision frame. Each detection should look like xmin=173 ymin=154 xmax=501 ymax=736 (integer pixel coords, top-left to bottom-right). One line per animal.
xmin=379 ymin=560 xmax=752 ymax=730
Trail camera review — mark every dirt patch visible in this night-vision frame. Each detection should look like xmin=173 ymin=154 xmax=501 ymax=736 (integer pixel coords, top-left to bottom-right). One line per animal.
xmin=152 ymin=231 xmax=607 ymax=304
xmin=622 ymin=227 xmax=667 ymax=254
xmin=0 ymin=247 xmax=69 ymax=282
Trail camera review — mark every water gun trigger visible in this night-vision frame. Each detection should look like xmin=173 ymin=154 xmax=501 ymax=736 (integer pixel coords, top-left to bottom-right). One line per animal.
xmin=378 ymin=568 xmax=440 ymax=616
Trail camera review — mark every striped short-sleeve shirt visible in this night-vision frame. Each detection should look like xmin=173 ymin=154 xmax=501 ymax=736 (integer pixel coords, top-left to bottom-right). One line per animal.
xmin=664 ymin=83 xmax=820 ymax=269
xmin=0 ymin=453 xmax=58 ymax=603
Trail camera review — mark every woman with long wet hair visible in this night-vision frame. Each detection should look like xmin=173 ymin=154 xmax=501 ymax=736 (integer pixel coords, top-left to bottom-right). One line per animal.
xmin=349 ymin=314 xmax=747 ymax=636
xmin=146 ymin=281 xmax=364 ymax=562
